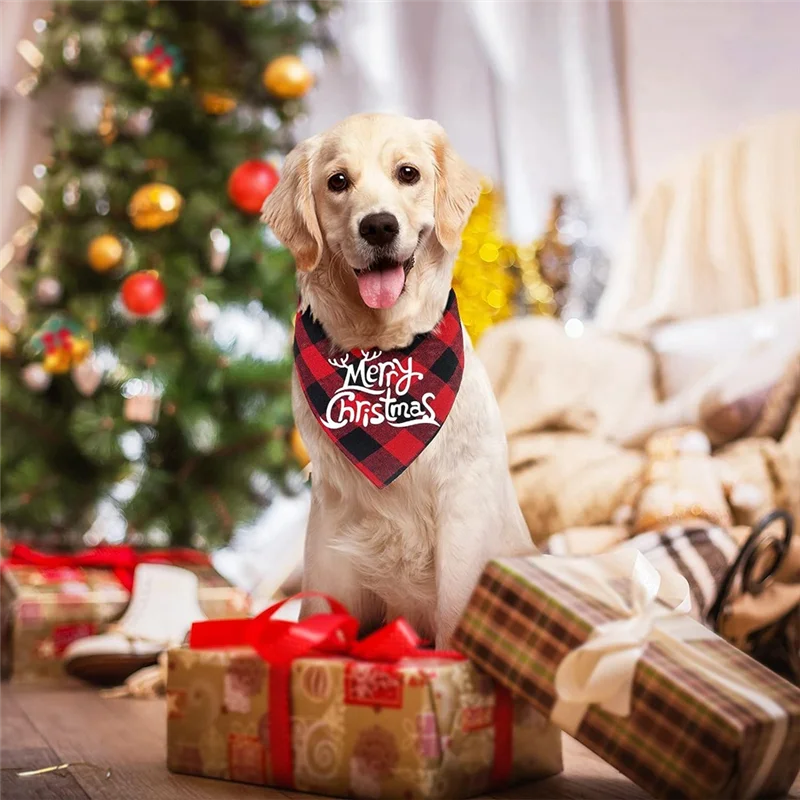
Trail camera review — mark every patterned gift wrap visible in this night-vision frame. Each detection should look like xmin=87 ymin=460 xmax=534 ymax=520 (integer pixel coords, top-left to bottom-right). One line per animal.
xmin=166 ymin=646 xmax=562 ymax=799
xmin=1 ymin=553 xmax=250 ymax=683
xmin=1 ymin=565 xmax=130 ymax=683
xmin=453 ymin=555 xmax=800 ymax=800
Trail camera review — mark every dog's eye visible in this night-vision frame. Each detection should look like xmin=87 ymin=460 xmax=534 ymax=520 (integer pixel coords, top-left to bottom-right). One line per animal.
xmin=397 ymin=165 xmax=420 ymax=186
xmin=327 ymin=172 xmax=349 ymax=193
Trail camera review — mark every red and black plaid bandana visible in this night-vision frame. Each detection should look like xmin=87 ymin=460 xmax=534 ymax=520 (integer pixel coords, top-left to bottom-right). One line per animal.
xmin=294 ymin=290 xmax=465 ymax=488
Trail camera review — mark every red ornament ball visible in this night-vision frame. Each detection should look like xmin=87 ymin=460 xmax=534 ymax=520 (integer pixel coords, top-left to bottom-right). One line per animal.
xmin=121 ymin=271 xmax=166 ymax=316
xmin=228 ymin=160 xmax=280 ymax=215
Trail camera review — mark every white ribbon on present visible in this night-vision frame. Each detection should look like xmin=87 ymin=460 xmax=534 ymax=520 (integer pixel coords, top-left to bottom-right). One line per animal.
xmin=528 ymin=550 xmax=789 ymax=799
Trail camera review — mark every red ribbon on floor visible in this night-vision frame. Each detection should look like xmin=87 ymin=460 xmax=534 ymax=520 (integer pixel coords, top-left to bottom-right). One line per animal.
xmin=2 ymin=543 xmax=211 ymax=592
xmin=189 ymin=592 xmax=514 ymax=790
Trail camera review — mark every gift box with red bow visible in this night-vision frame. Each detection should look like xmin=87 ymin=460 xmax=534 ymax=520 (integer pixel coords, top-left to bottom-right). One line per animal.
xmin=166 ymin=594 xmax=563 ymax=799
xmin=1 ymin=544 xmax=250 ymax=683
xmin=453 ymin=551 xmax=800 ymax=799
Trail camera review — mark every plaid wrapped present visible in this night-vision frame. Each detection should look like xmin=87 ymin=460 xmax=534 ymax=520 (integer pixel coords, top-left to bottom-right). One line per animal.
xmin=1 ymin=544 xmax=250 ymax=683
xmin=168 ymin=594 xmax=562 ymax=798
xmin=453 ymin=550 xmax=800 ymax=799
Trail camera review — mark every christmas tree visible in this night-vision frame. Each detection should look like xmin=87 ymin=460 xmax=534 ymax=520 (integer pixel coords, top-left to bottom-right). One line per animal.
xmin=1 ymin=1 xmax=333 ymax=549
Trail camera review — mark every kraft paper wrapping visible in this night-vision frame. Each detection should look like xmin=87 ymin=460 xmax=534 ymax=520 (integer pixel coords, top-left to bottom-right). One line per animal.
xmin=166 ymin=645 xmax=563 ymax=799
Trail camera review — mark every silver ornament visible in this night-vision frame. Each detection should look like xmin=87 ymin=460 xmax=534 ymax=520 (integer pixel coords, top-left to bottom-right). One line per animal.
xmin=122 ymin=107 xmax=154 ymax=138
xmin=72 ymin=356 xmax=103 ymax=397
xmin=34 ymin=277 xmax=63 ymax=305
xmin=70 ymin=84 xmax=106 ymax=132
xmin=22 ymin=363 xmax=51 ymax=392
xmin=209 ymin=228 xmax=231 ymax=274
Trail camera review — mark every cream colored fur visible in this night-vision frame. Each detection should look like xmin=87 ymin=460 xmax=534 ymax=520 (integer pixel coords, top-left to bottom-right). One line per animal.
xmin=263 ymin=114 xmax=533 ymax=647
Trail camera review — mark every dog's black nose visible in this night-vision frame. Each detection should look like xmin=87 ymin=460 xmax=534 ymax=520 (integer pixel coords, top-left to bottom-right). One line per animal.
xmin=359 ymin=213 xmax=399 ymax=247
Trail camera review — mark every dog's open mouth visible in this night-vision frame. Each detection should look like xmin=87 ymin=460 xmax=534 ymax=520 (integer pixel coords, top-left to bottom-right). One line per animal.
xmin=355 ymin=255 xmax=415 ymax=310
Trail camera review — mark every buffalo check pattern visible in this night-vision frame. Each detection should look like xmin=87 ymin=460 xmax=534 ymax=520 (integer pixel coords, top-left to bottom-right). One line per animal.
xmin=453 ymin=557 xmax=800 ymax=800
xmin=294 ymin=289 xmax=464 ymax=488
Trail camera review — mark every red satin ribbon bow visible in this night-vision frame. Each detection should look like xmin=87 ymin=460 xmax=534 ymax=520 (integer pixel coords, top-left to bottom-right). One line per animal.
xmin=3 ymin=543 xmax=211 ymax=592
xmin=189 ymin=592 xmax=513 ymax=790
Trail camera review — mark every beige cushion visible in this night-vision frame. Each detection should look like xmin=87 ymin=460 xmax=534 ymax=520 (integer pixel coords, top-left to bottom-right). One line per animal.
xmin=651 ymin=295 xmax=800 ymax=399
xmin=478 ymin=315 xmax=658 ymax=445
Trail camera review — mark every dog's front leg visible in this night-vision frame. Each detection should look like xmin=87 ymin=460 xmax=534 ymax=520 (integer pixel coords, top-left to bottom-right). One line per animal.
xmin=300 ymin=493 xmax=385 ymax=633
xmin=433 ymin=475 xmax=496 ymax=650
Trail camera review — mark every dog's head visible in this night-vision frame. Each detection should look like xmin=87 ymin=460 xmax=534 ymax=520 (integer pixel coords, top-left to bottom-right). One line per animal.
xmin=262 ymin=114 xmax=480 ymax=322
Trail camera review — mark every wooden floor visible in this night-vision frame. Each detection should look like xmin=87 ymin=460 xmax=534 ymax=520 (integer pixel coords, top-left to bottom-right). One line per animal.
xmin=2 ymin=683 xmax=799 ymax=800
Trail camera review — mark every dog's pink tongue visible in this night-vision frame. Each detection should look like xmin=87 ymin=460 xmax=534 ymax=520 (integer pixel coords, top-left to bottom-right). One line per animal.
xmin=356 ymin=265 xmax=405 ymax=309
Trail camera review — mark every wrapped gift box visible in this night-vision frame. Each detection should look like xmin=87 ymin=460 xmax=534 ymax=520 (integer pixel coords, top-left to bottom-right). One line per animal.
xmin=1 ymin=545 xmax=250 ymax=683
xmin=453 ymin=551 xmax=800 ymax=799
xmin=167 ymin=603 xmax=562 ymax=799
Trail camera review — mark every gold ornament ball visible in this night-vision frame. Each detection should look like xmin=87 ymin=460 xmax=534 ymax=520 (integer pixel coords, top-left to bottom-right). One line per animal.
xmin=43 ymin=350 xmax=72 ymax=374
xmin=263 ymin=56 xmax=314 ymax=100
xmin=0 ymin=325 xmax=16 ymax=358
xmin=241 ymin=0 xmax=269 ymax=7
xmin=290 ymin=427 xmax=310 ymax=468
xmin=128 ymin=183 xmax=183 ymax=230
xmin=88 ymin=234 xmax=124 ymax=272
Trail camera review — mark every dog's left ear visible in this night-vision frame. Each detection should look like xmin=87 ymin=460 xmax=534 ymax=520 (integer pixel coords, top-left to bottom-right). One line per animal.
xmin=261 ymin=137 xmax=323 ymax=272
xmin=423 ymin=120 xmax=482 ymax=253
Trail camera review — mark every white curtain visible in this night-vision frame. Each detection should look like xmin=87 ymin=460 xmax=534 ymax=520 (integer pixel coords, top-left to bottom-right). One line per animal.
xmin=305 ymin=0 xmax=630 ymax=249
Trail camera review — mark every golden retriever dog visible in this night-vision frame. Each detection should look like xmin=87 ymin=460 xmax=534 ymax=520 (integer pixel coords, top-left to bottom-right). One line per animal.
xmin=262 ymin=113 xmax=533 ymax=646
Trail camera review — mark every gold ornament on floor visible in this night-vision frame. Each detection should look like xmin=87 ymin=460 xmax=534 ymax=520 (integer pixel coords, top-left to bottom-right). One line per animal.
xmin=452 ymin=183 xmax=518 ymax=343
xmin=241 ymin=0 xmax=268 ymax=6
xmin=262 ymin=55 xmax=314 ymax=99
xmin=128 ymin=184 xmax=183 ymax=230
xmin=87 ymin=234 xmax=124 ymax=272
xmin=201 ymin=92 xmax=237 ymax=115
xmin=290 ymin=427 xmax=310 ymax=468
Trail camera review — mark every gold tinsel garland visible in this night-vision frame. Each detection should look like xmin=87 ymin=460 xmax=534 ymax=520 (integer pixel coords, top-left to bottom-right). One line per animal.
xmin=452 ymin=182 xmax=553 ymax=343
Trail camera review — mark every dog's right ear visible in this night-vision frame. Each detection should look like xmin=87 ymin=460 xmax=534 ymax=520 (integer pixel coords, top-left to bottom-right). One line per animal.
xmin=261 ymin=137 xmax=322 ymax=272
